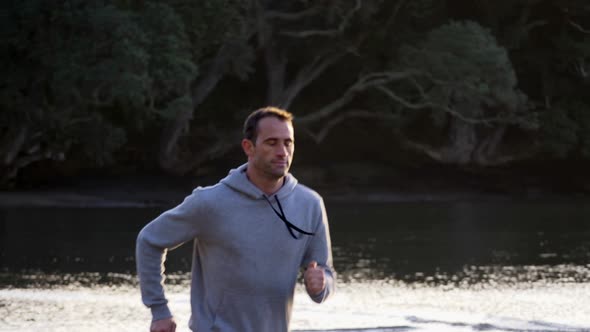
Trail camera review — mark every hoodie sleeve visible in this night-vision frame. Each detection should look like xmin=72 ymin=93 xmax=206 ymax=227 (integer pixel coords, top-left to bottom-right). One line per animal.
xmin=303 ymin=197 xmax=336 ymax=303
xmin=136 ymin=188 xmax=208 ymax=321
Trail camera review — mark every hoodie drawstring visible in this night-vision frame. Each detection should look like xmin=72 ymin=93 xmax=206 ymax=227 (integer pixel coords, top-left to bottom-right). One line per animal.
xmin=263 ymin=195 xmax=315 ymax=239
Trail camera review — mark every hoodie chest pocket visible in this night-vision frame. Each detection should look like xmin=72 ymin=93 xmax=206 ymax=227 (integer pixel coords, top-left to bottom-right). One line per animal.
xmin=211 ymin=291 xmax=289 ymax=332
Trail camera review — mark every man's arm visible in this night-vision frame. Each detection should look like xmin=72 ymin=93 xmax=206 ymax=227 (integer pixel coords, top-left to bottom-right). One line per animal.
xmin=302 ymin=198 xmax=335 ymax=303
xmin=136 ymin=188 xmax=208 ymax=322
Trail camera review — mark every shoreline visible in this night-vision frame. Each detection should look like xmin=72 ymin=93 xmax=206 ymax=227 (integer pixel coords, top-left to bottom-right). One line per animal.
xmin=1 ymin=186 xmax=587 ymax=208
xmin=4 ymin=161 xmax=590 ymax=208
xmin=2 ymin=166 xmax=590 ymax=208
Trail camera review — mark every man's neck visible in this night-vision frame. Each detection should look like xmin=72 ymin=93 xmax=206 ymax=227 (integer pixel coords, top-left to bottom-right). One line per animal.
xmin=246 ymin=168 xmax=284 ymax=196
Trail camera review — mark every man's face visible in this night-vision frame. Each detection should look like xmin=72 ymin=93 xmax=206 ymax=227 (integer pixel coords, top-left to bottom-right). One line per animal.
xmin=244 ymin=116 xmax=294 ymax=180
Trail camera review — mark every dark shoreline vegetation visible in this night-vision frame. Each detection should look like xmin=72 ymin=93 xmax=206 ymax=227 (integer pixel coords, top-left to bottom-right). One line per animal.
xmin=2 ymin=158 xmax=589 ymax=209
xmin=2 ymin=1 xmax=590 ymax=191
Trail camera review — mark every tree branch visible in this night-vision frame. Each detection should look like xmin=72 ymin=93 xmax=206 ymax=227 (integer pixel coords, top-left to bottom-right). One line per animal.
xmin=181 ymin=131 xmax=242 ymax=174
xmin=398 ymin=128 xmax=537 ymax=166
xmin=576 ymin=58 xmax=587 ymax=78
xmin=383 ymin=0 xmax=408 ymax=32
xmin=2 ymin=147 xmax=65 ymax=185
xmin=278 ymin=52 xmax=346 ymax=108
xmin=280 ymin=28 xmax=341 ymax=38
xmin=280 ymin=0 xmax=362 ymax=38
xmin=375 ymin=86 xmax=508 ymax=125
xmin=303 ymin=109 xmax=399 ymax=143
xmin=264 ymin=45 xmax=288 ymax=105
xmin=524 ymin=20 xmax=548 ymax=31
xmin=1 ymin=126 xmax=29 ymax=165
xmin=569 ymin=19 xmax=590 ymax=34
xmin=399 ymin=137 xmax=443 ymax=162
xmin=265 ymin=6 xmax=322 ymax=21
xmin=297 ymin=70 xmax=420 ymax=125
xmin=158 ymin=42 xmax=233 ymax=173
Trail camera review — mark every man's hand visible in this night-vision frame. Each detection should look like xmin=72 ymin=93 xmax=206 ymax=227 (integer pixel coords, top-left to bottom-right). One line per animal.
xmin=304 ymin=261 xmax=326 ymax=295
xmin=151 ymin=317 xmax=176 ymax=332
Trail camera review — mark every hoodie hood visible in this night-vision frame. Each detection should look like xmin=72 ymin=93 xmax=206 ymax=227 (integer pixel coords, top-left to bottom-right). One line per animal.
xmin=220 ymin=163 xmax=298 ymax=200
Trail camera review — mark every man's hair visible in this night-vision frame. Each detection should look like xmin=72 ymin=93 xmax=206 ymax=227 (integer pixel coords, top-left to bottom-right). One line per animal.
xmin=243 ymin=106 xmax=294 ymax=143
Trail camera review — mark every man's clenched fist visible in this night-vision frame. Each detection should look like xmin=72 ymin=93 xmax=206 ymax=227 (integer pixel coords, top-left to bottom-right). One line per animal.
xmin=151 ymin=317 xmax=176 ymax=332
xmin=304 ymin=261 xmax=326 ymax=295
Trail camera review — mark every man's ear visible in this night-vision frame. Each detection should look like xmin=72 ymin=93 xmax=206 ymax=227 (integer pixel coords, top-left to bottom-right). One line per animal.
xmin=241 ymin=138 xmax=254 ymax=157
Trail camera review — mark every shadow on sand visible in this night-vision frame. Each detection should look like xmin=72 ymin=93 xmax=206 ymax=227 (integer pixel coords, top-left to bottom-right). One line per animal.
xmin=293 ymin=316 xmax=590 ymax=332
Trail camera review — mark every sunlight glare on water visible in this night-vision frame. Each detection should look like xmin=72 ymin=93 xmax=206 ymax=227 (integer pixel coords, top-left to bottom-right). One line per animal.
xmin=1 ymin=272 xmax=589 ymax=332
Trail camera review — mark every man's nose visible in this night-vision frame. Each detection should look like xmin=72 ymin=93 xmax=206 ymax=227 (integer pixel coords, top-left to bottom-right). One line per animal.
xmin=276 ymin=144 xmax=289 ymax=156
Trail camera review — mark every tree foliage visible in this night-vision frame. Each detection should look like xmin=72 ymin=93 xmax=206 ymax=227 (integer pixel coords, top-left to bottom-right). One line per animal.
xmin=394 ymin=20 xmax=533 ymax=165
xmin=0 ymin=0 xmax=198 ymax=184
xmin=1 ymin=0 xmax=590 ymax=186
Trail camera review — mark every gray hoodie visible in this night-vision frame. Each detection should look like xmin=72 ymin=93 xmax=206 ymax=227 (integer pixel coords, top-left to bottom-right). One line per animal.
xmin=136 ymin=164 xmax=335 ymax=331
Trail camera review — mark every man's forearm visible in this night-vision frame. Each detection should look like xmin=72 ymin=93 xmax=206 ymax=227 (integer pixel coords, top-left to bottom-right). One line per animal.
xmin=136 ymin=232 xmax=172 ymax=320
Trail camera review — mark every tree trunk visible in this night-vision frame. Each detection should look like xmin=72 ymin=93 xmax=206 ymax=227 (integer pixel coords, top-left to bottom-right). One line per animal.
xmin=265 ymin=46 xmax=288 ymax=106
xmin=401 ymin=117 xmax=479 ymax=166
xmin=442 ymin=116 xmax=478 ymax=165
xmin=158 ymin=46 xmax=231 ymax=175
xmin=179 ymin=131 xmax=243 ymax=175
xmin=0 ymin=122 xmax=67 ymax=186
xmin=473 ymin=125 xmax=507 ymax=165
xmin=1 ymin=125 xmax=29 ymax=166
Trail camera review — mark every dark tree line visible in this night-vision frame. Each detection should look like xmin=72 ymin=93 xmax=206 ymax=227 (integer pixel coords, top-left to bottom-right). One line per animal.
xmin=1 ymin=0 xmax=589 ymax=187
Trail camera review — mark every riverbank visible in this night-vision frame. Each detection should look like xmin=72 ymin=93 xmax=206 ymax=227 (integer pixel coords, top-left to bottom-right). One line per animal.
xmin=2 ymin=187 xmax=587 ymax=208
xmin=1 ymin=168 xmax=589 ymax=208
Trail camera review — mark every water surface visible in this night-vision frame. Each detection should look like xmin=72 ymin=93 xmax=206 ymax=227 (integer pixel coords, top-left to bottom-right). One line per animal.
xmin=1 ymin=198 xmax=589 ymax=331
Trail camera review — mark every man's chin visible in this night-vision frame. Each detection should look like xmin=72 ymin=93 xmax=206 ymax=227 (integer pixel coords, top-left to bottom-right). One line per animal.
xmin=268 ymin=167 xmax=289 ymax=179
